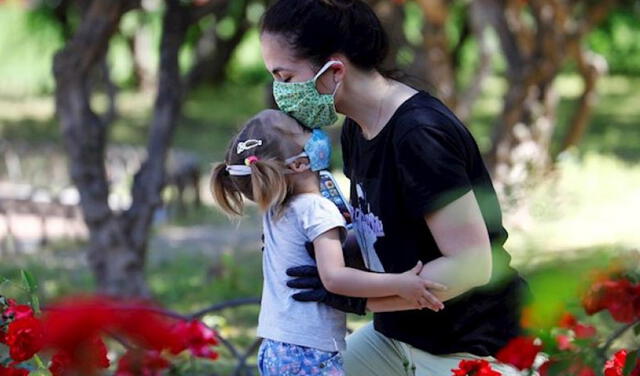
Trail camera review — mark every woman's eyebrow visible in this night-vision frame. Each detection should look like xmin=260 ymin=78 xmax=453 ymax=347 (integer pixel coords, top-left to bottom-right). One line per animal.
xmin=271 ymin=67 xmax=291 ymax=75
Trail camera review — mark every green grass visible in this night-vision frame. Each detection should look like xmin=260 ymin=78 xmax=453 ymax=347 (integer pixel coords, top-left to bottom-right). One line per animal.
xmin=0 ymin=246 xmax=264 ymax=374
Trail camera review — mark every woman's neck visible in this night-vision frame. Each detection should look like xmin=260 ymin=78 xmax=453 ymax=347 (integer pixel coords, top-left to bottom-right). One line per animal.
xmin=336 ymin=70 xmax=417 ymax=140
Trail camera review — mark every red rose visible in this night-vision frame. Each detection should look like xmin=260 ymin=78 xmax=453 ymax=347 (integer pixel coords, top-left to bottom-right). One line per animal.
xmin=495 ymin=336 xmax=541 ymax=371
xmin=115 ymin=350 xmax=171 ymax=376
xmin=3 ymin=301 xmax=34 ymax=321
xmin=604 ymin=350 xmax=640 ymax=376
xmin=169 ymin=320 xmax=219 ymax=360
xmin=538 ymin=360 xmax=553 ymax=376
xmin=49 ymin=350 xmax=72 ymax=376
xmin=558 ymin=313 xmax=597 ymax=339
xmin=43 ymin=296 xmax=182 ymax=354
xmin=112 ymin=306 xmax=183 ymax=352
xmin=42 ymin=296 xmax=121 ymax=353
xmin=451 ymin=359 xmax=501 ymax=376
xmin=48 ymin=336 xmax=110 ymax=376
xmin=583 ymin=279 xmax=640 ymax=323
xmin=5 ymin=316 xmax=45 ymax=362
xmin=0 ymin=365 xmax=30 ymax=376
xmin=555 ymin=334 xmax=574 ymax=351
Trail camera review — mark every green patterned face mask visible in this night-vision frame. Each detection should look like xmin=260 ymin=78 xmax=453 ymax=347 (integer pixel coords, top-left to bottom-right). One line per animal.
xmin=273 ymin=61 xmax=340 ymax=129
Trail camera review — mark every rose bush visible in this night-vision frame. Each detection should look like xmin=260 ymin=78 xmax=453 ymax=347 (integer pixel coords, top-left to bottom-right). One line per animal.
xmin=451 ymin=254 xmax=640 ymax=376
xmin=0 ymin=293 xmax=220 ymax=375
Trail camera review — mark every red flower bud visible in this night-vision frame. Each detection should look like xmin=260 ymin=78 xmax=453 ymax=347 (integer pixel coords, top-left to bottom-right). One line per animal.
xmin=451 ymin=359 xmax=501 ymax=376
xmin=495 ymin=336 xmax=541 ymax=371
xmin=5 ymin=316 xmax=45 ymax=363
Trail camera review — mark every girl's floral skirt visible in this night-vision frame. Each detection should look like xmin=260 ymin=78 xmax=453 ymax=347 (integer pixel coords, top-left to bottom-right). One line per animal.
xmin=257 ymin=338 xmax=344 ymax=376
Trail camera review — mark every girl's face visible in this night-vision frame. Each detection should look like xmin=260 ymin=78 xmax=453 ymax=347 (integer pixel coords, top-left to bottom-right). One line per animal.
xmin=260 ymin=32 xmax=338 ymax=95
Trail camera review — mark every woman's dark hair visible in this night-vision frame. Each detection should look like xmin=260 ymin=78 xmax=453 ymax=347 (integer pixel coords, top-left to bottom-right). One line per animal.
xmin=261 ymin=0 xmax=389 ymax=71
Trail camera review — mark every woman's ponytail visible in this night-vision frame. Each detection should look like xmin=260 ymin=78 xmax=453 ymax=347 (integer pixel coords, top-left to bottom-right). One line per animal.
xmin=210 ymin=163 xmax=245 ymax=217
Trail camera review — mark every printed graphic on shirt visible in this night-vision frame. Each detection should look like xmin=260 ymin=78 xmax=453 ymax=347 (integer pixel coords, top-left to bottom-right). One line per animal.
xmin=352 ymin=183 xmax=385 ymax=272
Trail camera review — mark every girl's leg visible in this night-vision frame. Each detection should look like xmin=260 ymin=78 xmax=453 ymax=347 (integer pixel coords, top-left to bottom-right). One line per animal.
xmin=342 ymin=322 xmax=411 ymax=376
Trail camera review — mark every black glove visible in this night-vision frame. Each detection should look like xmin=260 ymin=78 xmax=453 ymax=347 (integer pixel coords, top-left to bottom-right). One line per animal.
xmin=287 ymin=266 xmax=368 ymax=315
xmin=286 ymin=231 xmax=369 ymax=316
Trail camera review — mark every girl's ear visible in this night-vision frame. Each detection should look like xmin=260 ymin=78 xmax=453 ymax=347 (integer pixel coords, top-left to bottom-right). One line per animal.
xmin=288 ymin=157 xmax=311 ymax=173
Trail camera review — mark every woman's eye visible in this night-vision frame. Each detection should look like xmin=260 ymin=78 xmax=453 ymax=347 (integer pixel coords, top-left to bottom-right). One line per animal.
xmin=283 ymin=77 xmax=292 ymax=83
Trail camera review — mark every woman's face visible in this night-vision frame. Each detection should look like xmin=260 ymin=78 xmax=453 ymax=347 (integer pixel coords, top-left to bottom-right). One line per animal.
xmin=260 ymin=32 xmax=338 ymax=95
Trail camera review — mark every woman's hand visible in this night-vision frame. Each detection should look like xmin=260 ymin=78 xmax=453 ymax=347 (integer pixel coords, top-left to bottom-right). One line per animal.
xmin=395 ymin=261 xmax=447 ymax=311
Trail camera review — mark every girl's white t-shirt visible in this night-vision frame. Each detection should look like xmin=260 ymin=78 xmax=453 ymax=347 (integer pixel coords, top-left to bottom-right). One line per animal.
xmin=257 ymin=193 xmax=348 ymax=352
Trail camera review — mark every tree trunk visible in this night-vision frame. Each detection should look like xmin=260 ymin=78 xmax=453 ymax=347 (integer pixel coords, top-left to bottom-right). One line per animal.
xmin=53 ymin=0 xmax=148 ymax=297
xmin=484 ymin=0 xmax=616 ymax=200
xmin=454 ymin=0 xmax=493 ymax=122
xmin=559 ymin=45 xmax=607 ymax=154
xmin=53 ymin=0 xmax=217 ymax=297
xmin=186 ymin=0 xmax=250 ymax=89
xmin=123 ymin=0 xmax=192 ymax=287
xmin=415 ymin=0 xmax=457 ymax=108
xmin=367 ymin=0 xmax=407 ymax=72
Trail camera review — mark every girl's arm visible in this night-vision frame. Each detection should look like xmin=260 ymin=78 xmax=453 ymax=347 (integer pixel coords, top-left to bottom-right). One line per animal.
xmin=366 ymin=296 xmax=422 ymax=312
xmin=313 ymin=228 xmax=445 ymax=310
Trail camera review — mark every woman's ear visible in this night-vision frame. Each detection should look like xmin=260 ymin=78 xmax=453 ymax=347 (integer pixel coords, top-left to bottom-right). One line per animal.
xmin=329 ymin=58 xmax=346 ymax=84
xmin=288 ymin=158 xmax=311 ymax=173
xmin=316 ymin=58 xmax=345 ymax=95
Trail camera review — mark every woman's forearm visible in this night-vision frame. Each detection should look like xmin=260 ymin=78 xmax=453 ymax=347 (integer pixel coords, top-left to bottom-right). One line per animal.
xmin=420 ymin=191 xmax=493 ymax=302
xmin=365 ymin=254 xmax=488 ymax=311
xmin=418 ymin=252 xmax=491 ymax=302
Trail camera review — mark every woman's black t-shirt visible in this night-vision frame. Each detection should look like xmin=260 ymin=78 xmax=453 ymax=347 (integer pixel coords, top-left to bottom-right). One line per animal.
xmin=341 ymin=90 xmax=528 ymax=356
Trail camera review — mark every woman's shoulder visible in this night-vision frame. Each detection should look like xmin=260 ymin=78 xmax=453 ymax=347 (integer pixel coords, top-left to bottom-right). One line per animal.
xmin=392 ymin=91 xmax=470 ymax=144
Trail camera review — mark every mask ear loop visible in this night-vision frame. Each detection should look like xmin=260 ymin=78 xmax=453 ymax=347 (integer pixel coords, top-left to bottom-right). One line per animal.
xmin=313 ymin=61 xmax=342 ymax=96
xmin=313 ymin=61 xmax=338 ymax=81
xmin=283 ymin=152 xmax=310 ymax=175
xmin=284 ymin=152 xmax=308 ymax=166
xmin=313 ymin=62 xmax=342 ymax=127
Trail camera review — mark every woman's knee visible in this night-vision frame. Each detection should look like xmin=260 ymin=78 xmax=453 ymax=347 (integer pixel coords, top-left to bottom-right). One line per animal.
xmin=343 ymin=322 xmax=408 ymax=376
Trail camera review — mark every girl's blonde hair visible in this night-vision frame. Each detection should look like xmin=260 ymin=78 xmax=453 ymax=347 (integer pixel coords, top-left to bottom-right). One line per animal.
xmin=210 ymin=110 xmax=307 ymax=217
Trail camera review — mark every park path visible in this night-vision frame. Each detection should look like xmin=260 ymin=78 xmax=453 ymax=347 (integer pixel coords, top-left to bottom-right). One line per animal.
xmin=0 ymin=211 xmax=263 ymax=264
xmin=149 ymin=221 xmax=263 ymax=262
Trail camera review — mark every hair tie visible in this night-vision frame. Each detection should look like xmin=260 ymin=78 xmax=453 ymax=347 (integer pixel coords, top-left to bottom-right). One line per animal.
xmin=245 ymin=156 xmax=259 ymax=166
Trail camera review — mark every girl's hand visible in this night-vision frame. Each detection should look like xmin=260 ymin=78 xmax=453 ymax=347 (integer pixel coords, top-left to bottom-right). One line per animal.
xmin=396 ymin=261 xmax=447 ymax=311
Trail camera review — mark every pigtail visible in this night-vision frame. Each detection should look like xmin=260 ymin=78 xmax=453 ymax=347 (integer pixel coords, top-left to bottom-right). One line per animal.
xmin=249 ymin=159 xmax=288 ymax=215
xmin=210 ymin=163 xmax=245 ymax=217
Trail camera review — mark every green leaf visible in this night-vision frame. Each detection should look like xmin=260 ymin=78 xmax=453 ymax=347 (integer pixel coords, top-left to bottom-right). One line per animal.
xmin=624 ymin=349 xmax=639 ymax=376
xmin=634 ymin=322 xmax=640 ymax=336
xmin=20 ymin=270 xmax=38 ymax=293
xmin=29 ymin=370 xmax=52 ymax=376
xmin=30 ymin=295 xmax=41 ymax=315
xmin=30 ymin=372 xmax=50 ymax=376
xmin=33 ymin=354 xmax=46 ymax=370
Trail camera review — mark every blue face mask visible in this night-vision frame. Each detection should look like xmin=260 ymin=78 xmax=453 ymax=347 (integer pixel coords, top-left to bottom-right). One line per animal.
xmin=285 ymin=129 xmax=332 ymax=171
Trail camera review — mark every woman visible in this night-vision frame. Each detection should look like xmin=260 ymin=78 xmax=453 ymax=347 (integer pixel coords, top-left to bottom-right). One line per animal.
xmin=259 ymin=0 xmax=529 ymax=374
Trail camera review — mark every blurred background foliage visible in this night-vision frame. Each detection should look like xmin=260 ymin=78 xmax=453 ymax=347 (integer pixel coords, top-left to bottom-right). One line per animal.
xmin=0 ymin=0 xmax=639 ymax=372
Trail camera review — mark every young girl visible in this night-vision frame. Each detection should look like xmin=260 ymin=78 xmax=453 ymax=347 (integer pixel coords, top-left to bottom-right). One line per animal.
xmin=210 ymin=109 xmax=445 ymax=376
